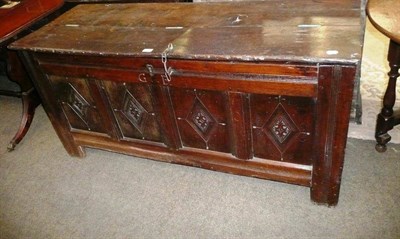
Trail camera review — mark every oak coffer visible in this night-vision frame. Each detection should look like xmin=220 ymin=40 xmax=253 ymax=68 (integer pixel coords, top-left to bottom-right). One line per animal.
xmin=10 ymin=1 xmax=363 ymax=206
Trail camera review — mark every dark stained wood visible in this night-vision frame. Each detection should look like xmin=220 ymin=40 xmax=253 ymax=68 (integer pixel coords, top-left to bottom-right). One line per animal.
xmin=250 ymin=94 xmax=315 ymax=165
xmin=11 ymin=2 xmax=361 ymax=63
xmin=170 ymin=87 xmax=230 ymax=153
xmin=0 ymin=0 xmax=64 ymax=44
xmin=0 ymin=0 xmax=64 ymax=151
xmin=367 ymin=0 xmax=400 ymax=152
xmin=227 ymin=92 xmax=252 ymax=160
xmin=311 ymin=65 xmax=356 ymax=206
xmin=103 ymin=81 xmax=163 ymax=142
xmin=12 ymin=1 xmax=362 ymax=206
xmin=20 ymin=51 xmax=86 ymax=157
xmin=151 ymin=84 xmax=183 ymax=150
xmin=72 ymin=129 xmax=313 ymax=186
xmin=5 ymin=51 xmax=41 ymax=149
xmin=66 ymin=0 xmax=188 ymax=2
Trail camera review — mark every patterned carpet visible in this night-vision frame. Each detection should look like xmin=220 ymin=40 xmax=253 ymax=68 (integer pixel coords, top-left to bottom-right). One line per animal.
xmin=348 ymin=20 xmax=400 ymax=144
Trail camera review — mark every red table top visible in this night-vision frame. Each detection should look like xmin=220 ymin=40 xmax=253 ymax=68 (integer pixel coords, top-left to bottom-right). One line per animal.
xmin=0 ymin=0 xmax=64 ymax=44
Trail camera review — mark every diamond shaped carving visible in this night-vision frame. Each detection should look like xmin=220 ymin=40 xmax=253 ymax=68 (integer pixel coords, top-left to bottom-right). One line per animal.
xmin=270 ymin=115 xmax=292 ymax=143
xmin=263 ymin=104 xmax=298 ymax=151
xmin=193 ymin=109 xmax=210 ymax=132
xmin=67 ymin=84 xmax=90 ymax=123
xmin=187 ymin=98 xmax=217 ymax=140
xmin=122 ymin=90 xmax=147 ymax=131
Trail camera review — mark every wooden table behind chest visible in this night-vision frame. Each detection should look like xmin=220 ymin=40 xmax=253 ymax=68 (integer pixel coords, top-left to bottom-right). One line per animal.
xmin=11 ymin=1 xmax=362 ymax=206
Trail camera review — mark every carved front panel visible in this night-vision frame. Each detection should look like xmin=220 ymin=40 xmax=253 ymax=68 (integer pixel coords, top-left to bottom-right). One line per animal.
xmin=251 ymin=95 xmax=315 ymax=165
xmin=102 ymin=81 xmax=162 ymax=142
xmin=47 ymin=75 xmax=107 ymax=133
xmin=170 ymin=88 xmax=230 ymax=152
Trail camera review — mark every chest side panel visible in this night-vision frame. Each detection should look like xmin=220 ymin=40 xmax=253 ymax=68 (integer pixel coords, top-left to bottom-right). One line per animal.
xmin=35 ymin=54 xmax=167 ymax=146
xmin=47 ymin=75 xmax=110 ymax=135
xmin=102 ymin=81 xmax=162 ymax=143
xmin=170 ymin=88 xmax=230 ymax=153
xmin=159 ymin=59 xmax=318 ymax=166
xmin=30 ymin=53 xmax=330 ymax=185
xmin=250 ymin=94 xmax=315 ymax=165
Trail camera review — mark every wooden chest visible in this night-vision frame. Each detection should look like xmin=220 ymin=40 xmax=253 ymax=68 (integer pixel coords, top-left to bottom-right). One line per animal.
xmin=10 ymin=1 xmax=362 ymax=206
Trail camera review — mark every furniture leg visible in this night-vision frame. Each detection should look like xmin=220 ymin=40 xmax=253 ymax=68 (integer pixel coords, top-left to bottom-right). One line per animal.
xmin=6 ymin=50 xmax=40 ymax=151
xmin=7 ymin=88 xmax=40 ymax=151
xmin=375 ymin=40 xmax=400 ymax=152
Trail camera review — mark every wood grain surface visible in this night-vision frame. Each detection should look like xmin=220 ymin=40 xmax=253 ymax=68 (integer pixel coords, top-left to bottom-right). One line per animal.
xmin=11 ymin=1 xmax=362 ymax=64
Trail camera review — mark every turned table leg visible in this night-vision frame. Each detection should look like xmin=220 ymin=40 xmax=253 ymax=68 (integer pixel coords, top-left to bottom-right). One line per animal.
xmin=375 ymin=40 xmax=400 ymax=152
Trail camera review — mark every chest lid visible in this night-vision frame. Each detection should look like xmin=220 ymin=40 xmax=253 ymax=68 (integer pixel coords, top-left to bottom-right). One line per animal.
xmin=10 ymin=1 xmax=362 ymax=64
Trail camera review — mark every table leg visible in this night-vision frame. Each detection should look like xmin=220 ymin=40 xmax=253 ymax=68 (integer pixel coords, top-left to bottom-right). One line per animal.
xmin=5 ymin=50 xmax=40 ymax=151
xmin=7 ymin=88 xmax=40 ymax=151
xmin=375 ymin=40 xmax=400 ymax=152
